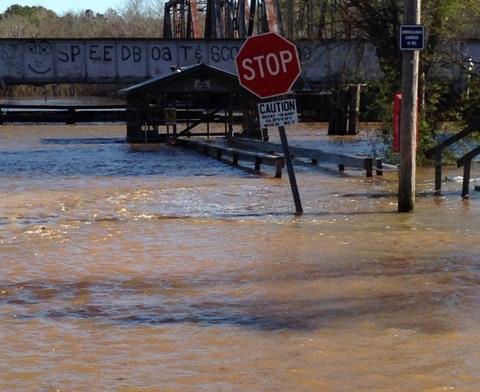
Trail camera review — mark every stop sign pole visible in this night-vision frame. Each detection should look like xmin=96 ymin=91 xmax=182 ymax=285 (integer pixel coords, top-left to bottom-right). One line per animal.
xmin=278 ymin=121 xmax=303 ymax=214
xmin=235 ymin=32 xmax=303 ymax=215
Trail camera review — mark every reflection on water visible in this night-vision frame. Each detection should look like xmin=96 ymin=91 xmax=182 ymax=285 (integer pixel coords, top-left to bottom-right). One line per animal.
xmin=0 ymin=124 xmax=479 ymax=391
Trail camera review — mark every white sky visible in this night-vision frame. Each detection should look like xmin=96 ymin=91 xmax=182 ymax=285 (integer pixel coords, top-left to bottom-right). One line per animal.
xmin=1 ymin=0 xmax=124 ymax=15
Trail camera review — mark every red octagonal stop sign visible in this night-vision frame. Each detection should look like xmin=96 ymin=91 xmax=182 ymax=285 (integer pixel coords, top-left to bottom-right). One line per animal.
xmin=235 ymin=32 xmax=301 ymax=99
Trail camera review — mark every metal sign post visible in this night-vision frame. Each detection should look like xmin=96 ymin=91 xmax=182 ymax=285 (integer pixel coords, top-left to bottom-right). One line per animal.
xmin=236 ymin=32 xmax=303 ymax=215
xmin=278 ymin=124 xmax=303 ymax=214
xmin=257 ymin=97 xmax=303 ymax=214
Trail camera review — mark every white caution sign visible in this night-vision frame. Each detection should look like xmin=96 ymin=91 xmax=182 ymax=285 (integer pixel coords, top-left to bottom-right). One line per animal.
xmin=258 ymin=98 xmax=298 ymax=128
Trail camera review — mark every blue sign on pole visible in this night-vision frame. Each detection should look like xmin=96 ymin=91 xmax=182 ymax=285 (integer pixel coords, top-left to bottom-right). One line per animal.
xmin=400 ymin=25 xmax=424 ymax=51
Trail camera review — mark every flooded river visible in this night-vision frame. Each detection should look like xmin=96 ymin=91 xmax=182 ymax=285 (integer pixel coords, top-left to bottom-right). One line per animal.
xmin=0 ymin=124 xmax=479 ymax=391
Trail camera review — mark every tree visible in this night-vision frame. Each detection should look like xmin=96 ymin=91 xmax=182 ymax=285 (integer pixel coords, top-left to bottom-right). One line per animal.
xmin=332 ymin=0 xmax=480 ymax=153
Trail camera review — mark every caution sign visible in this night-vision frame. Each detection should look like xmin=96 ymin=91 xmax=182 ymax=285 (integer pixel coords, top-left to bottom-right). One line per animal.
xmin=258 ymin=98 xmax=298 ymax=128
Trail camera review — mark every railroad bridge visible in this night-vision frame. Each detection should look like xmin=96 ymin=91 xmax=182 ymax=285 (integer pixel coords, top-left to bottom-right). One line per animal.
xmin=1 ymin=0 xmax=480 ymax=87
xmin=0 ymin=38 xmax=382 ymax=86
xmin=1 ymin=38 xmax=480 ymax=87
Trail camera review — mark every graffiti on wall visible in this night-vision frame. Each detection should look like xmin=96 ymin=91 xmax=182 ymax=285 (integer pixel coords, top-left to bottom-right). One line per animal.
xmin=0 ymin=39 xmax=384 ymax=85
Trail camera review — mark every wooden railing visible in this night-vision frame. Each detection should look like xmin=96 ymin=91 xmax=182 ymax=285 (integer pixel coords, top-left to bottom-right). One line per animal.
xmin=457 ymin=146 xmax=480 ymax=199
xmin=425 ymin=127 xmax=478 ymax=195
xmin=230 ymin=137 xmax=386 ymax=177
xmin=177 ymin=138 xmax=285 ymax=178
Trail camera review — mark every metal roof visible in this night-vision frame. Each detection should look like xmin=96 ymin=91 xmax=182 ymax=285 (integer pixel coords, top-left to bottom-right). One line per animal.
xmin=118 ymin=63 xmax=240 ymax=96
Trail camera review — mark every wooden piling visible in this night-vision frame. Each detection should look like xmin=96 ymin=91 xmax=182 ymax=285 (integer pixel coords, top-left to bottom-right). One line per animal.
xmin=365 ymin=158 xmax=373 ymax=178
xmin=348 ymin=84 xmax=361 ymax=135
xmin=375 ymin=159 xmax=383 ymax=176
xmin=462 ymin=160 xmax=471 ymax=199
xmin=434 ymin=150 xmax=442 ymax=195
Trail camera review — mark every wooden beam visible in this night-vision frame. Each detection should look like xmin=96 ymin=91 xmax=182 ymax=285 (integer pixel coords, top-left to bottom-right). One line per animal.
xmin=457 ymin=145 xmax=480 ymax=168
xmin=231 ymin=137 xmax=380 ymax=177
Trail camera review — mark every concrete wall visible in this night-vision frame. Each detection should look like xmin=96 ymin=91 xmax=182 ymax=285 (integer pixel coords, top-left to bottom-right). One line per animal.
xmin=0 ymin=39 xmax=383 ymax=85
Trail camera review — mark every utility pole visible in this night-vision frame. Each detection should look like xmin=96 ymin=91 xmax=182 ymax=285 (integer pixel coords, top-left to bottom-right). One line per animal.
xmin=398 ymin=0 xmax=421 ymax=212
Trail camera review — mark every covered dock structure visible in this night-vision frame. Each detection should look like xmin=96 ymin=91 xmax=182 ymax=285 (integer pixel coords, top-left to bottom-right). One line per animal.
xmin=118 ymin=63 xmax=262 ymax=143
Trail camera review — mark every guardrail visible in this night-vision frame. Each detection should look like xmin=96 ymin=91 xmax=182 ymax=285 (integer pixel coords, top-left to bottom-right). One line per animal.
xmin=0 ymin=104 xmax=127 ymax=124
xmin=230 ymin=137 xmax=386 ymax=177
xmin=457 ymin=146 xmax=480 ymax=199
xmin=177 ymin=137 xmax=284 ymax=178
xmin=425 ymin=127 xmax=478 ymax=195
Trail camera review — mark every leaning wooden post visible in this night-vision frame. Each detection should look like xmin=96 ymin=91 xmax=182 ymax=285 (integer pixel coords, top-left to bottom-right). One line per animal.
xmin=398 ymin=0 xmax=421 ymax=212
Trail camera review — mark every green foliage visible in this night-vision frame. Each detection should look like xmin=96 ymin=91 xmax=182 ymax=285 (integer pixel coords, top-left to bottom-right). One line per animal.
xmin=2 ymin=4 xmax=57 ymax=23
xmin=0 ymin=0 xmax=164 ymax=38
xmin=333 ymin=0 xmax=480 ymax=163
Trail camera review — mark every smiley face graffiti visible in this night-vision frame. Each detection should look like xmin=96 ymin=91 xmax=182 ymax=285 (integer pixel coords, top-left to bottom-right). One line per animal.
xmin=25 ymin=41 xmax=53 ymax=75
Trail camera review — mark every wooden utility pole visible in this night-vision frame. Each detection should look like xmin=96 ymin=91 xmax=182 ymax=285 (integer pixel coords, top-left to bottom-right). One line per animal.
xmin=398 ymin=0 xmax=421 ymax=212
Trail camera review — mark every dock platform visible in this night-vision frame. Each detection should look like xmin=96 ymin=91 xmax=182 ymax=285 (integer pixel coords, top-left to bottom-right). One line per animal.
xmin=177 ymin=137 xmax=285 ymax=178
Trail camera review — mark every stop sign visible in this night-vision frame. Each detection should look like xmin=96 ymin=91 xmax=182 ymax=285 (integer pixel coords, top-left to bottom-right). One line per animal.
xmin=235 ymin=32 xmax=301 ymax=99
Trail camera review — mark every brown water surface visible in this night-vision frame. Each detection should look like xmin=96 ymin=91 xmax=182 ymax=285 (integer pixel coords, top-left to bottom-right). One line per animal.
xmin=0 ymin=124 xmax=479 ymax=391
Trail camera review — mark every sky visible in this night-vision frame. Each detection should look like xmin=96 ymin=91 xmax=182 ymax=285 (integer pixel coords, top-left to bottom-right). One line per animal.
xmin=1 ymin=0 xmax=123 ymax=15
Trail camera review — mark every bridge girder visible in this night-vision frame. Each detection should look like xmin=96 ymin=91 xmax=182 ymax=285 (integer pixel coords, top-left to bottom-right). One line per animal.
xmin=163 ymin=0 xmax=282 ymax=39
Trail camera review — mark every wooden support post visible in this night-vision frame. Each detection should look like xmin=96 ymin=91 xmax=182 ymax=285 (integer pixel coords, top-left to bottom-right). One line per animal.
xmin=254 ymin=157 xmax=261 ymax=171
xmin=365 ymin=158 xmax=373 ymax=178
xmin=206 ymin=94 xmax=210 ymax=139
xmin=376 ymin=159 xmax=383 ymax=176
xmin=311 ymin=159 xmax=318 ymax=165
xmin=398 ymin=0 xmax=421 ymax=212
xmin=328 ymin=88 xmax=348 ymax=135
xmin=338 ymin=164 xmax=345 ymax=172
xmin=216 ymin=149 xmax=222 ymax=160
xmin=66 ymin=108 xmax=75 ymax=125
xmin=348 ymin=84 xmax=361 ymax=135
xmin=186 ymin=95 xmax=190 ymax=130
xmin=232 ymin=152 xmax=239 ymax=166
xmin=462 ymin=160 xmax=471 ymax=199
xmin=228 ymin=93 xmax=234 ymax=139
xmin=275 ymin=160 xmax=283 ymax=178
xmin=434 ymin=150 xmax=442 ymax=195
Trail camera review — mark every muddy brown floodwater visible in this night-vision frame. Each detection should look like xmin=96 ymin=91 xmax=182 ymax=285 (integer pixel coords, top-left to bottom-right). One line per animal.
xmin=0 ymin=124 xmax=479 ymax=392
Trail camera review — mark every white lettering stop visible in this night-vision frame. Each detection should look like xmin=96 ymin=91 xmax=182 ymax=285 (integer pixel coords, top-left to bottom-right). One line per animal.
xmin=241 ymin=50 xmax=294 ymax=80
xmin=235 ymin=32 xmax=301 ymax=98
